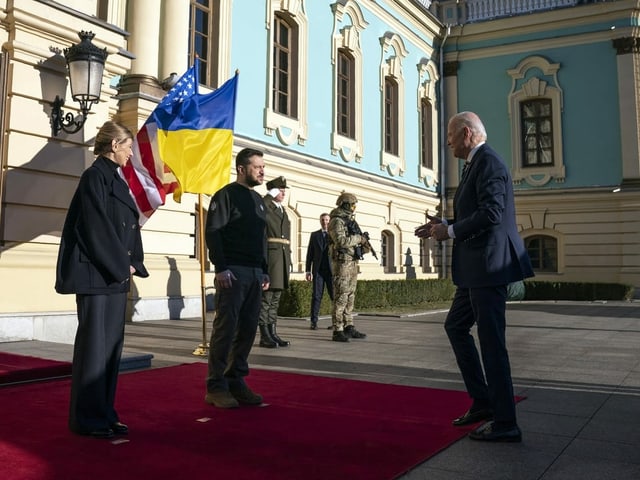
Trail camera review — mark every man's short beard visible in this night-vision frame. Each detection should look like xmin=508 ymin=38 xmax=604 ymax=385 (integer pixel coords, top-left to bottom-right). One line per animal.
xmin=246 ymin=177 xmax=261 ymax=187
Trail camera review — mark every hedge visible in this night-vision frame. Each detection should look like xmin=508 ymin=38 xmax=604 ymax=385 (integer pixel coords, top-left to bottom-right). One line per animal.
xmin=278 ymin=279 xmax=456 ymax=317
xmin=276 ymin=279 xmax=635 ymax=317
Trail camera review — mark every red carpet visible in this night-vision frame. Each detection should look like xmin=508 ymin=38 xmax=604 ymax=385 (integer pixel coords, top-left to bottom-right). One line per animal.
xmin=1 ymin=363 xmax=482 ymax=480
xmin=0 ymin=352 xmax=71 ymax=385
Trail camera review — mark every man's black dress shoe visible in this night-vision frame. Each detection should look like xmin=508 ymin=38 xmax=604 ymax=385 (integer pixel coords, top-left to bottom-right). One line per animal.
xmin=468 ymin=421 xmax=522 ymax=443
xmin=111 ymin=422 xmax=129 ymax=435
xmin=83 ymin=428 xmax=114 ymax=439
xmin=310 ymin=323 xmax=318 ymax=330
xmin=452 ymin=408 xmax=493 ymax=426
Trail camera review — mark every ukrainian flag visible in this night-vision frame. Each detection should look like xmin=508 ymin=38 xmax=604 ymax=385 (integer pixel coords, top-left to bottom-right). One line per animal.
xmin=153 ymin=65 xmax=238 ymax=203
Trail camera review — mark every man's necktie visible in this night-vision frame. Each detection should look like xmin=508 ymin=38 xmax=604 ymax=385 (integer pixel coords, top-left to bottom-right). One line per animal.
xmin=460 ymin=161 xmax=471 ymax=183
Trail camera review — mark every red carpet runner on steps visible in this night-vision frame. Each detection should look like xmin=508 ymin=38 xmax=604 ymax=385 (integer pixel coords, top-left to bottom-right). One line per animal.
xmin=1 ymin=363 xmax=482 ymax=480
xmin=0 ymin=352 xmax=71 ymax=385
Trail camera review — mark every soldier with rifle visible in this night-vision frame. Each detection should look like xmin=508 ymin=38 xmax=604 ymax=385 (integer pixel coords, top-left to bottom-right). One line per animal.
xmin=327 ymin=192 xmax=375 ymax=342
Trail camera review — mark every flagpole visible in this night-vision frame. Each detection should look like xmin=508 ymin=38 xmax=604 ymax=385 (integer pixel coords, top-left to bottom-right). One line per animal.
xmin=192 ymin=193 xmax=209 ymax=356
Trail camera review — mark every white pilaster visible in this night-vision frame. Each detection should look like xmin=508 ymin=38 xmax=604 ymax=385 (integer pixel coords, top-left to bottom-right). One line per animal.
xmin=127 ymin=0 xmax=161 ymax=76
xmin=160 ymin=0 xmax=190 ymax=80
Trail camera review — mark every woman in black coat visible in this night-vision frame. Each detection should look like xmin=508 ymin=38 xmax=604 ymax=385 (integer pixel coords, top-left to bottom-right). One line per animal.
xmin=55 ymin=121 xmax=149 ymax=438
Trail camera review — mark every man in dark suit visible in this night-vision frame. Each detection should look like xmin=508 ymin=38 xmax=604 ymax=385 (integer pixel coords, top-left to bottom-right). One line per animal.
xmin=305 ymin=213 xmax=333 ymax=330
xmin=416 ymin=111 xmax=534 ymax=443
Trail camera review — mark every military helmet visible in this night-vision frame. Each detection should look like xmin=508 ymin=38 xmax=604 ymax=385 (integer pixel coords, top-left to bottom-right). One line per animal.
xmin=336 ymin=192 xmax=358 ymax=206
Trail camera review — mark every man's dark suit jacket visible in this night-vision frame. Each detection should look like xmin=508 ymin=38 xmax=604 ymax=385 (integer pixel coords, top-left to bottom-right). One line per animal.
xmin=305 ymin=229 xmax=331 ymax=275
xmin=450 ymin=144 xmax=534 ymax=288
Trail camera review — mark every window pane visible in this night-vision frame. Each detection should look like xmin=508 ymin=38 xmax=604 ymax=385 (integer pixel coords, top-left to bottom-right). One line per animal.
xmin=272 ymin=14 xmax=298 ymax=118
xmin=278 ymin=51 xmax=289 ymax=71
xmin=525 ymin=235 xmax=557 ymax=272
xmin=540 ymin=102 xmax=551 ymax=116
xmin=384 ymin=77 xmax=398 ymax=155
xmin=189 ymin=0 xmax=218 ymax=87
xmin=520 ymin=99 xmax=553 ymax=167
xmin=195 ymin=10 xmax=208 ymax=32
xmin=540 ymin=119 xmax=551 ymax=133
xmin=336 ymin=50 xmax=354 ymax=138
xmin=421 ymin=98 xmax=433 ymax=169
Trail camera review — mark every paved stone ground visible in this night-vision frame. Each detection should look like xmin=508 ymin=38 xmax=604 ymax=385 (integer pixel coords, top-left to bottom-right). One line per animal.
xmin=2 ymin=300 xmax=640 ymax=479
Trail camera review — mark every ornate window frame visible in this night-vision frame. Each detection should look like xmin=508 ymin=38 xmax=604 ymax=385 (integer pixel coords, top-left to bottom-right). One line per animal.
xmin=264 ymin=0 xmax=308 ymax=146
xmin=508 ymin=56 xmax=565 ymax=186
xmin=379 ymin=32 xmax=408 ymax=177
xmin=330 ymin=0 xmax=368 ymax=163
xmin=417 ymin=58 xmax=439 ymax=187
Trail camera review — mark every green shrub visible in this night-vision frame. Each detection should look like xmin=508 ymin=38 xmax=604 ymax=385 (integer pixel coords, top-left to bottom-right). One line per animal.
xmin=277 ymin=279 xmax=634 ymax=317
xmin=523 ymin=281 xmax=635 ymax=301
xmin=278 ymin=279 xmax=455 ymax=317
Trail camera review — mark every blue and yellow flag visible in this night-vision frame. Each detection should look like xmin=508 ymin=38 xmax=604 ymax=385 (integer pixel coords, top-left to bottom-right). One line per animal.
xmin=152 ymin=60 xmax=238 ymax=202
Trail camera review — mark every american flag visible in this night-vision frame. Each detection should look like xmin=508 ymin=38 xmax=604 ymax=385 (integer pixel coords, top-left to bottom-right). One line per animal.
xmin=121 ymin=61 xmax=200 ymax=225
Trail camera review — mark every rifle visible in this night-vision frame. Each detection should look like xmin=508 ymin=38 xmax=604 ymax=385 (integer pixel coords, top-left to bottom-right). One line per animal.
xmin=346 ymin=219 xmax=378 ymax=260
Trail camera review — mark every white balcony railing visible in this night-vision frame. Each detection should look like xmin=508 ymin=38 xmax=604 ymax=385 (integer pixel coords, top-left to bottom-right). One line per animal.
xmin=465 ymin=0 xmax=577 ymax=22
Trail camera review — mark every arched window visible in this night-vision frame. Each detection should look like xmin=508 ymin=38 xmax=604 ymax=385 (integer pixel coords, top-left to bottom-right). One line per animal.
xmin=381 ymin=230 xmax=395 ymax=273
xmin=525 ymin=235 xmax=558 ymax=272
xmin=272 ymin=13 xmax=298 ymax=117
xmin=521 ymin=99 xmax=553 ymax=167
xmin=508 ymin=56 xmax=565 ymax=186
xmin=331 ymin=0 xmax=367 ymax=162
xmin=189 ymin=0 xmax=231 ymax=88
xmin=265 ymin=1 xmax=308 ymax=146
xmin=420 ymin=98 xmax=433 ymax=169
xmin=417 ymin=58 xmax=438 ymax=187
xmin=379 ymin=32 xmax=407 ymax=176
xmin=384 ymin=77 xmax=399 ymax=156
xmin=336 ymin=49 xmax=355 ymax=139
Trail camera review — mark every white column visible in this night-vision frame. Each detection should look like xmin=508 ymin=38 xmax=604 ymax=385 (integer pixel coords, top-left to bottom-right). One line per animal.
xmin=127 ymin=0 xmax=161 ymax=76
xmin=160 ymin=0 xmax=190 ymax=80
xmin=616 ymin=48 xmax=640 ymax=180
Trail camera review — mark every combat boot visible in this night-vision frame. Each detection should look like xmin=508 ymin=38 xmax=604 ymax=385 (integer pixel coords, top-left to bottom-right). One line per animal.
xmin=259 ymin=324 xmax=278 ymax=348
xmin=332 ymin=330 xmax=350 ymax=342
xmin=268 ymin=323 xmax=290 ymax=347
xmin=345 ymin=325 xmax=367 ymax=339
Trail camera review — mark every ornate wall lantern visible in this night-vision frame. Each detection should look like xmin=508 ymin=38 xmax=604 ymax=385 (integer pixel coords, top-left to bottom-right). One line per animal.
xmin=50 ymin=31 xmax=108 ymax=136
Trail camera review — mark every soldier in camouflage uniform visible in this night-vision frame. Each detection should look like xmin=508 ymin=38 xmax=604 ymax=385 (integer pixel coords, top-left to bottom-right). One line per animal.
xmin=327 ymin=192 xmax=370 ymax=342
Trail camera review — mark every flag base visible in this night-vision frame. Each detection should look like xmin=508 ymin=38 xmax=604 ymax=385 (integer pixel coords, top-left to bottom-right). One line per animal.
xmin=192 ymin=343 xmax=209 ymax=356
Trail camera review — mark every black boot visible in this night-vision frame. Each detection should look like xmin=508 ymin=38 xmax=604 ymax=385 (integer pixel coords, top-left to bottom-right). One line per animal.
xmin=259 ymin=324 xmax=278 ymax=348
xmin=268 ymin=323 xmax=290 ymax=347
xmin=332 ymin=330 xmax=350 ymax=342
xmin=345 ymin=325 xmax=366 ymax=339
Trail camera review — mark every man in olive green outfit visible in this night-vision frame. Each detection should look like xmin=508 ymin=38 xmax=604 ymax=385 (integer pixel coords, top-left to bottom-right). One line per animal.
xmin=258 ymin=176 xmax=292 ymax=348
xmin=327 ymin=192 xmax=370 ymax=342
